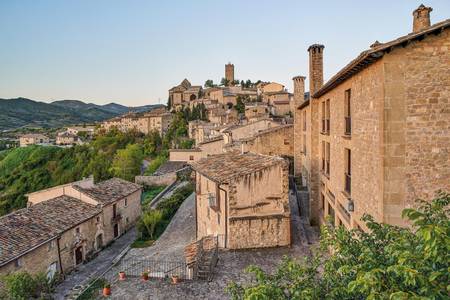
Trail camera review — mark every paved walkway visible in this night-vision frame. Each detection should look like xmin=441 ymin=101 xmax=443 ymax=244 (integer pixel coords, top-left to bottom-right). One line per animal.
xmin=95 ymin=190 xmax=318 ymax=299
xmin=53 ymin=229 xmax=136 ymax=300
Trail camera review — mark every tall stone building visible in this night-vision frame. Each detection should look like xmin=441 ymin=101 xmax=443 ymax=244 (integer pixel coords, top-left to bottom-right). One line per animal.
xmin=192 ymin=152 xmax=290 ymax=249
xmin=225 ymin=62 xmax=235 ymax=85
xmin=295 ymin=5 xmax=450 ymax=229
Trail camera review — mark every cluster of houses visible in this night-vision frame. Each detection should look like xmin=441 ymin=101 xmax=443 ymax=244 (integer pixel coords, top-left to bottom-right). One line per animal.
xmin=18 ymin=126 xmax=95 ymax=147
xmin=173 ymin=4 xmax=450 ymax=247
xmin=1 ymin=4 xmax=449 ymax=288
xmin=101 ymin=107 xmax=173 ymax=136
xmin=0 ymin=177 xmax=142 ymax=280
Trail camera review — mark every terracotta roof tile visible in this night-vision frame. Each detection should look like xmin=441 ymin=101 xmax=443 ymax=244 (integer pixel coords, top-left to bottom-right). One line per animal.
xmin=0 ymin=196 xmax=101 ymax=266
xmin=192 ymin=152 xmax=285 ymax=183
xmin=73 ymin=178 xmax=141 ymax=205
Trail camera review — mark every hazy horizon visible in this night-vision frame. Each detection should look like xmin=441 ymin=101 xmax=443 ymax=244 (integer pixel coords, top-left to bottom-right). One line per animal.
xmin=1 ymin=0 xmax=449 ymax=106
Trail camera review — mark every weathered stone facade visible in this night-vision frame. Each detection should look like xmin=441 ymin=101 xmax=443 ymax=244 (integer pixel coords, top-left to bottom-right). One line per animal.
xmin=0 ymin=178 xmax=142 ymax=279
xmin=295 ymin=6 xmax=450 ymax=229
xmin=193 ymin=152 xmax=291 ymax=249
xmin=240 ymin=124 xmax=293 ymax=157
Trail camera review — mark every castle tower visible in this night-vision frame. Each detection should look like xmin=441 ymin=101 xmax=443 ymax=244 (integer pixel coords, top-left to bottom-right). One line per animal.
xmin=225 ymin=63 xmax=235 ymax=86
xmin=307 ymin=44 xmax=324 ymax=96
xmin=413 ymin=4 xmax=432 ymax=33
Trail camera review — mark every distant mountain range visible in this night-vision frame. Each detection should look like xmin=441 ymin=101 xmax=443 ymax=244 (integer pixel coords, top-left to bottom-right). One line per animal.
xmin=0 ymin=98 xmax=164 ymax=131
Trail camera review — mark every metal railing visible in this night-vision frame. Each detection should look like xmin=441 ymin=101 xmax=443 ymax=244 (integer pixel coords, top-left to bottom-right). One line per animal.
xmin=118 ymin=258 xmax=192 ymax=280
xmin=345 ymin=117 xmax=351 ymax=135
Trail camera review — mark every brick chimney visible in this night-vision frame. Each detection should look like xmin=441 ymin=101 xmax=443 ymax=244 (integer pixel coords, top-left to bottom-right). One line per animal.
xmin=292 ymin=76 xmax=306 ymax=106
xmin=413 ymin=4 xmax=432 ymax=33
xmin=307 ymin=44 xmax=324 ymax=96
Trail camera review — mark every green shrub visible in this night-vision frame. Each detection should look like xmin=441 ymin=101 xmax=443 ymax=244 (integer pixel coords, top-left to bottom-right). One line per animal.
xmin=228 ymin=192 xmax=450 ymax=300
xmin=1 ymin=271 xmax=53 ymax=300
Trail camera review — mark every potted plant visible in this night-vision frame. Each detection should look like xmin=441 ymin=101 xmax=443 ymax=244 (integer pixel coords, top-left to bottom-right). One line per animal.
xmin=103 ymin=283 xmax=111 ymax=296
xmin=118 ymin=271 xmax=126 ymax=281
xmin=141 ymin=272 xmax=149 ymax=281
xmin=171 ymin=275 xmax=180 ymax=284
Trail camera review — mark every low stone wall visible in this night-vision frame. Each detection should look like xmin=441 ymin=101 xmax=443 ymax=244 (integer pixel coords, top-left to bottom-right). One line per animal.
xmin=135 ymin=172 xmax=176 ymax=187
xmin=227 ymin=214 xmax=291 ymax=249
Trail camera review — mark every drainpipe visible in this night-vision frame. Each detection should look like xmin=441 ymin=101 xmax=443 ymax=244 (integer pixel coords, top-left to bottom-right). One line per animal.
xmin=56 ymin=237 xmax=64 ymax=279
xmin=218 ymin=184 xmax=228 ymax=248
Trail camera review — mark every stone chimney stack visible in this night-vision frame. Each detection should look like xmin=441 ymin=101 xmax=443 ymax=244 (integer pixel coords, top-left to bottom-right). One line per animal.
xmin=413 ymin=4 xmax=432 ymax=33
xmin=292 ymin=76 xmax=306 ymax=105
xmin=307 ymin=44 xmax=324 ymax=96
xmin=225 ymin=62 xmax=235 ymax=86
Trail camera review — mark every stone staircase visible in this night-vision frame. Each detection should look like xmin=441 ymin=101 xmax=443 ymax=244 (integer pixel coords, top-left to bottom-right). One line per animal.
xmin=184 ymin=235 xmax=219 ymax=281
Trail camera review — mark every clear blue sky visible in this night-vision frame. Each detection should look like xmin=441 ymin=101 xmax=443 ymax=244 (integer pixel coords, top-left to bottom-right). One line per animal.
xmin=1 ymin=0 xmax=449 ymax=106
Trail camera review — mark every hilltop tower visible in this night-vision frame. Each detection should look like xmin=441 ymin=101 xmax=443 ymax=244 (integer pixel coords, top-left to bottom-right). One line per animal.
xmin=225 ymin=63 xmax=235 ymax=86
xmin=307 ymin=44 xmax=324 ymax=96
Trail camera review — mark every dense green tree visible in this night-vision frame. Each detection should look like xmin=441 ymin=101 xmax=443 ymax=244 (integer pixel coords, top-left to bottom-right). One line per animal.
xmin=220 ymin=77 xmax=230 ymax=87
xmin=235 ymin=97 xmax=245 ymax=114
xmin=143 ymin=130 xmax=163 ymax=157
xmin=204 ymin=79 xmax=216 ymax=88
xmin=110 ymin=144 xmax=143 ymax=181
xmin=228 ymin=192 xmax=450 ymax=300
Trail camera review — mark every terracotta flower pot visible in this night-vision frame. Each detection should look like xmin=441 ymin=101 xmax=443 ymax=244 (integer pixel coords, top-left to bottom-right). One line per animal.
xmin=119 ymin=271 xmax=126 ymax=281
xmin=171 ymin=275 xmax=180 ymax=284
xmin=141 ymin=273 xmax=149 ymax=281
xmin=103 ymin=286 xmax=111 ymax=296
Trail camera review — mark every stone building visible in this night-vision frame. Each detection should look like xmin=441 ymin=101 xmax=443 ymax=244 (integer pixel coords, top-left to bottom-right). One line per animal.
xmin=244 ymin=102 xmax=269 ymax=122
xmin=102 ymin=108 xmax=173 ymax=136
xmin=294 ymin=5 xmax=450 ymax=229
xmin=66 ymin=126 xmax=95 ymax=137
xmin=239 ymin=124 xmax=293 ymax=158
xmin=19 ymin=133 xmax=50 ymax=147
xmin=56 ymin=132 xmax=79 ymax=145
xmin=168 ymin=79 xmax=202 ymax=109
xmin=0 ymin=178 xmax=142 ymax=278
xmin=169 ymin=148 xmax=205 ymax=162
xmin=192 ymin=152 xmax=291 ymax=249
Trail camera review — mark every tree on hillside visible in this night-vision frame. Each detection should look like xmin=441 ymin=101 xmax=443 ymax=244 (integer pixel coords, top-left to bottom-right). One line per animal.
xmin=110 ymin=144 xmax=143 ymax=181
xmin=228 ymin=192 xmax=450 ymax=300
xmin=143 ymin=130 xmax=162 ymax=157
xmin=220 ymin=77 xmax=230 ymax=87
xmin=235 ymin=97 xmax=245 ymax=114
xmin=204 ymin=79 xmax=216 ymax=88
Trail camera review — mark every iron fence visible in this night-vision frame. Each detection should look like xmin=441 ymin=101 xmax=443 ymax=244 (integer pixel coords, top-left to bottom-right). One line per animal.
xmin=118 ymin=258 xmax=192 ymax=280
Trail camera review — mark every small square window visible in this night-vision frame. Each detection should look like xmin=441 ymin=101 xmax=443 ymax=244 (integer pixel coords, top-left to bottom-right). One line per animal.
xmin=124 ymin=198 xmax=128 ymax=207
xmin=189 ymin=155 xmax=194 ymax=161
xmin=75 ymin=227 xmax=80 ymax=234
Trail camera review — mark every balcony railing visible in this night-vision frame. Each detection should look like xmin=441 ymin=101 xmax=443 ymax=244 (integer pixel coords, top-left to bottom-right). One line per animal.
xmin=345 ymin=173 xmax=351 ymax=195
xmin=345 ymin=117 xmax=351 ymax=135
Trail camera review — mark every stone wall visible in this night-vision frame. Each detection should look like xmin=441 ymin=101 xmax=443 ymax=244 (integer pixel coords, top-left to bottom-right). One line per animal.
xmin=241 ymin=125 xmax=293 ymax=157
xmin=227 ymin=215 xmax=290 ymax=249
xmin=383 ymin=28 xmax=450 ymax=225
xmin=135 ymin=173 xmax=177 ymax=187
xmin=315 ymin=59 xmax=385 ymax=229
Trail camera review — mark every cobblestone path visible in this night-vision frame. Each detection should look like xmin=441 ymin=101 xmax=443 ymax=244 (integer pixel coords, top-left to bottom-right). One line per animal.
xmin=53 ymin=229 xmax=136 ymax=299
xmin=94 ymin=190 xmax=318 ymax=299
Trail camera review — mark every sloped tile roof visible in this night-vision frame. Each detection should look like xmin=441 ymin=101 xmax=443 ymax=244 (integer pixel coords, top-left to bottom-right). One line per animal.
xmin=192 ymin=152 xmax=285 ymax=183
xmin=73 ymin=178 xmax=141 ymax=205
xmin=313 ymin=19 xmax=450 ymax=98
xmin=0 ymin=196 xmax=101 ymax=266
